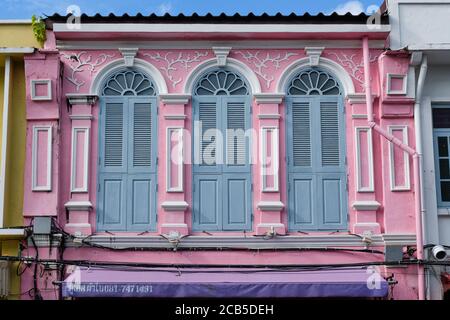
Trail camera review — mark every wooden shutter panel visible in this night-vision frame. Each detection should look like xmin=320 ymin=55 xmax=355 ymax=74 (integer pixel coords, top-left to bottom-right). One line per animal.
xmin=193 ymin=96 xmax=252 ymax=231
xmin=132 ymin=102 xmax=152 ymax=167
xmin=99 ymin=98 xmax=157 ymax=232
xmin=193 ymin=175 xmax=222 ymax=230
xmin=193 ymin=97 xmax=221 ymax=231
xmin=98 ymin=100 xmax=127 ymax=231
xmin=317 ymin=98 xmax=347 ymax=230
xmin=318 ymin=174 xmax=346 ymax=229
xmin=199 ymin=100 xmax=218 ymax=166
xmin=104 ymin=102 xmax=126 ymax=169
xmin=127 ymin=98 xmax=156 ymax=231
xmin=320 ymin=101 xmax=340 ymax=167
xmin=223 ymin=175 xmax=251 ymax=230
xmin=292 ymin=101 xmax=312 ymax=167
xmin=223 ymin=97 xmax=252 ymax=230
xmin=226 ymin=101 xmax=246 ymax=166
xmin=288 ymin=97 xmax=347 ymax=231
xmin=289 ymin=175 xmax=316 ymax=228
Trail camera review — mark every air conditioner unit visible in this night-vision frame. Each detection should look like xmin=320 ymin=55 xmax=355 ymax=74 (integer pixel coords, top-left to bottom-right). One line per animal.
xmin=0 ymin=261 xmax=9 ymax=298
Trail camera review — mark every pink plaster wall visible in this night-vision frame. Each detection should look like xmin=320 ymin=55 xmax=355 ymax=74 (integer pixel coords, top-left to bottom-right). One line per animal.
xmin=21 ymin=31 xmax=420 ymax=299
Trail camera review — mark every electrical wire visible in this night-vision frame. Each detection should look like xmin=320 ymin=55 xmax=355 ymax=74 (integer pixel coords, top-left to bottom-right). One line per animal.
xmin=1 ymin=255 xmax=449 ymax=270
xmin=29 ymin=235 xmax=43 ymax=300
xmin=76 ymin=239 xmax=386 ymax=255
xmin=73 ymin=231 xmax=385 ymax=255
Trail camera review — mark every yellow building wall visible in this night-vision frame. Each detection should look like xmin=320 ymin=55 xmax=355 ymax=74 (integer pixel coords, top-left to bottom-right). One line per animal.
xmin=0 ymin=60 xmax=27 ymax=299
xmin=0 ymin=22 xmax=38 ymax=299
xmin=0 ymin=66 xmax=4 ymax=164
xmin=0 ymin=24 xmax=40 ymax=48
xmin=4 ymin=61 xmax=26 ymax=229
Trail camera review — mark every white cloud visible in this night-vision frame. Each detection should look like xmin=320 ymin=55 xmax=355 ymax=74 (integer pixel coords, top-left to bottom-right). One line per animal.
xmin=334 ymin=1 xmax=365 ymax=15
xmin=158 ymin=2 xmax=173 ymax=15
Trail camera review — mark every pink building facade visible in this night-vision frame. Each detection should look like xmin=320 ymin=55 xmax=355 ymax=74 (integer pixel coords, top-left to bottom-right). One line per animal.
xmin=20 ymin=13 xmax=424 ymax=299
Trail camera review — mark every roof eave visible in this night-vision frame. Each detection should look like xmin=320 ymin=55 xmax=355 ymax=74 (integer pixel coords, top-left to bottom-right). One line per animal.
xmin=52 ymin=23 xmax=391 ymax=41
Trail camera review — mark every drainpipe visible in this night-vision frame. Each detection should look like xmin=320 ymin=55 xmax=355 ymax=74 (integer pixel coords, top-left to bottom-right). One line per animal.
xmin=414 ymin=55 xmax=428 ymax=298
xmin=0 ymin=56 xmax=11 ymax=228
xmin=362 ymin=37 xmax=425 ymax=300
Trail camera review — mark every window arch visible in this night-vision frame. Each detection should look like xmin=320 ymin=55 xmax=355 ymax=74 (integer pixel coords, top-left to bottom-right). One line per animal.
xmin=97 ymin=68 xmax=158 ymax=232
xmin=286 ymin=67 xmax=347 ymax=231
xmin=192 ymin=68 xmax=252 ymax=231
xmin=194 ymin=69 xmax=250 ymax=96
xmin=287 ymin=68 xmax=342 ymax=96
xmin=102 ymin=69 xmax=156 ymax=96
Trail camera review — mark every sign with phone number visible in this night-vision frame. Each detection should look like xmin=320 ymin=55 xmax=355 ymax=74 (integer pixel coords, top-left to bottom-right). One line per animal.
xmin=65 ymin=284 xmax=153 ymax=295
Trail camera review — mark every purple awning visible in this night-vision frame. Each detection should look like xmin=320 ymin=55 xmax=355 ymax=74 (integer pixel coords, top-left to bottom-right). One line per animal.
xmin=62 ymin=267 xmax=388 ymax=298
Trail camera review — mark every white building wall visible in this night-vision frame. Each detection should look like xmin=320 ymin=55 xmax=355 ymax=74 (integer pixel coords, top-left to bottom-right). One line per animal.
xmin=388 ymin=0 xmax=450 ymax=300
xmin=389 ymin=0 xmax=450 ymax=50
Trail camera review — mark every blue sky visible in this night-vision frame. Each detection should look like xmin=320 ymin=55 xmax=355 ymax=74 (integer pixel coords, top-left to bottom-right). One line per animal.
xmin=1 ymin=0 xmax=383 ymax=20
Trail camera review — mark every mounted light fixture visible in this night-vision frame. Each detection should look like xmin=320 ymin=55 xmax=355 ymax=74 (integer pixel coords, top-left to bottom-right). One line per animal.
xmin=432 ymin=245 xmax=448 ymax=261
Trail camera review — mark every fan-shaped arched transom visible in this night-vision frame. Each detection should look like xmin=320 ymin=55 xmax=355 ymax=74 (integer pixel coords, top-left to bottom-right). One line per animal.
xmin=194 ymin=69 xmax=250 ymax=96
xmin=287 ymin=69 xmax=342 ymax=96
xmin=102 ymin=69 xmax=156 ymax=96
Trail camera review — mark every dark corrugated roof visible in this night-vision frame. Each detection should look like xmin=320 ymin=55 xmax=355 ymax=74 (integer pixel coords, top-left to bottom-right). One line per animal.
xmin=44 ymin=12 xmax=388 ymax=28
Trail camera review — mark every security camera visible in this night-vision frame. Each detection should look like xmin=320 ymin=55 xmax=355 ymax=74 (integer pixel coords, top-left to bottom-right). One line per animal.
xmin=432 ymin=245 xmax=448 ymax=261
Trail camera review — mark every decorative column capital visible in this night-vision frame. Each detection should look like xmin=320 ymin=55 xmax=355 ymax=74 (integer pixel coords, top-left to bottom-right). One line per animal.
xmin=305 ymin=47 xmax=325 ymax=66
xmin=254 ymin=93 xmax=285 ymax=105
xmin=159 ymin=94 xmax=191 ymax=105
xmin=66 ymin=93 xmax=98 ymax=106
xmin=212 ymin=47 xmax=232 ymax=66
xmin=119 ymin=47 xmax=139 ymax=67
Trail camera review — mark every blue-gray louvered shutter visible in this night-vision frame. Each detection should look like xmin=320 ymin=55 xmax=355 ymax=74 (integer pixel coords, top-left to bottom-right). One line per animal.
xmin=223 ymin=97 xmax=252 ymax=230
xmin=98 ymin=98 xmax=127 ymax=231
xmin=316 ymin=98 xmax=347 ymax=230
xmin=288 ymin=97 xmax=316 ymax=229
xmin=287 ymin=96 xmax=347 ymax=231
xmin=193 ymin=96 xmax=221 ymax=231
xmin=127 ymin=97 xmax=157 ymax=231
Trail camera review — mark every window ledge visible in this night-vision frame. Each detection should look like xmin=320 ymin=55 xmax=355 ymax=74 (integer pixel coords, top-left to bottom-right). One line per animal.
xmin=438 ymin=208 xmax=450 ymax=216
xmin=352 ymin=201 xmax=381 ymax=211
xmin=0 ymin=228 xmax=27 ymax=240
xmin=161 ymin=201 xmax=189 ymax=212
xmin=65 ymin=201 xmax=93 ymax=211
xmin=257 ymin=201 xmax=284 ymax=211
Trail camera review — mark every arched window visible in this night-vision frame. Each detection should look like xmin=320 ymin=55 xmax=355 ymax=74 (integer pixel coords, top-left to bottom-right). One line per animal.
xmin=194 ymin=69 xmax=250 ymax=96
xmin=286 ymin=68 xmax=347 ymax=231
xmin=102 ymin=70 xmax=156 ymax=96
xmin=97 ymin=68 xmax=158 ymax=232
xmin=287 ymin=69 xmax=342 ymax=96
xmin=192 ymin=68 xmax=252 ymax=231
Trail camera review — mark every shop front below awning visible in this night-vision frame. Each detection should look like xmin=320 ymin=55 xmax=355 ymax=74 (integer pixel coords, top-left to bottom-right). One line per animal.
xmin=62 ymin=267 xmax=388 ymax=298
